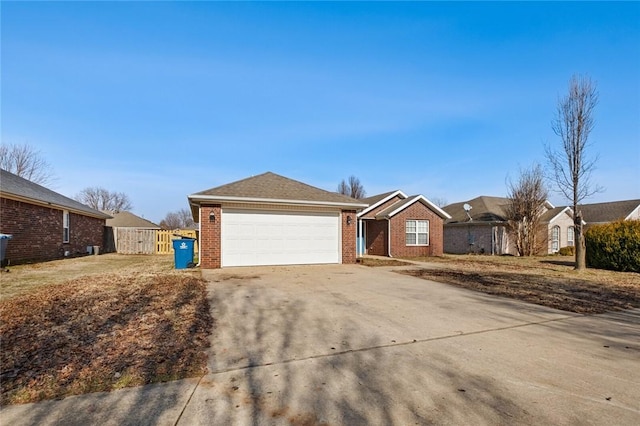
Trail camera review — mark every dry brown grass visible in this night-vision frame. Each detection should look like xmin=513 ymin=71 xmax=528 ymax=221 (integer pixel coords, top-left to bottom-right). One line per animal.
xmin=0 ymin=255 xmax=212 ymax=405
xmin=398 ymin=254 xmax=640 ymax=314
xmin=357 ymin=257 xmax=413 ymax=267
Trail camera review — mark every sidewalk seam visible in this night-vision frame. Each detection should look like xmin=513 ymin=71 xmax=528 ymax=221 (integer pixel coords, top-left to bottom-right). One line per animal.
xmin=173 ymin=373 xmax=205 ymax=426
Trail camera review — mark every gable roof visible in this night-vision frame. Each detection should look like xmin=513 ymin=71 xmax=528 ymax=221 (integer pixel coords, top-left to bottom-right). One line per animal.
xmin=189 ymin=172 xmax=368 ymax=209
xmin=0 ymin=169 xmax=111 ymax=219
xmin=357 ymin=190 xmax=407 ymax=218
xmin=540 ymin=206 xmax=572 ymax=223
xmin=443 ymin=196 xmax=511 ymax=224
xmin=375 ymin=195 xmax=452 ymax=220
xmin=577 ymin=199 xmax=640 ymax=224
xmin=106 ymin=211 xmax=160 ymax=229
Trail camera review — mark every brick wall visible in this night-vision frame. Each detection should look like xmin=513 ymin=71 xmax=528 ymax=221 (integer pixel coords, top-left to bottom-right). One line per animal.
xmin=364 ymin=219 xmax=388 ymax=256
xmin=1 ymin=197 xmax=105 ymax=264
xmin=199 ymin=204 xmax=221 ymax=269
xmin=341 ymin=210 xmax=357 ymax=264
xmin=389 ymin=202 xmax=444 ymax=257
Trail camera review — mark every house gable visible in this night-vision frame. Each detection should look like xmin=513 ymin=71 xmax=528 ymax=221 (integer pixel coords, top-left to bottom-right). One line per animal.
xmin=357 ymin=190 xmax=407 ymax=219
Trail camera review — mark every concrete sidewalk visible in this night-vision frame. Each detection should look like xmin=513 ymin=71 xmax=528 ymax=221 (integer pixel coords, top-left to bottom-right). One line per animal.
xmin=2 ymin=264 xmax=639 ymax=425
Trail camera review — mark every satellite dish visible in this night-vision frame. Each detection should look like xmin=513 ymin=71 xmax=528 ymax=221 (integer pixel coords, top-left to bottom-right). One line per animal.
xmin=463 ymin=203 xmax=473 ymax=221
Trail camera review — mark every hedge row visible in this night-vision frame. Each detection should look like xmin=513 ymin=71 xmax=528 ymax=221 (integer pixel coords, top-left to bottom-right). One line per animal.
xmin=585 ymin=220 xmax=640 ymax=272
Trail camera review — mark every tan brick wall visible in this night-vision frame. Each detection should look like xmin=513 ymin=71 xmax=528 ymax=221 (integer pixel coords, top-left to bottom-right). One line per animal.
xmin=341 ymin=210 xmax=357 ymax=264
xmin=1 ymin=197 xmax=105 ymax=264
xmin=545 ymin=213 xmax=576 ymax=254
xmin=199 ymin=204 xmax=221 ymax=269
xmin=364 ymin=219 xmax=388 ymax=256
xmin=389 ymin=202 xmax=444 ymax=257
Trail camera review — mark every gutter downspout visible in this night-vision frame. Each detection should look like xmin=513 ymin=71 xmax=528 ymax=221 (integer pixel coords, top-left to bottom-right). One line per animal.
xmin=196 ymin=205 xmax=201 ymax=267
xmin=387 ymin=218 xmax=393 ymax=257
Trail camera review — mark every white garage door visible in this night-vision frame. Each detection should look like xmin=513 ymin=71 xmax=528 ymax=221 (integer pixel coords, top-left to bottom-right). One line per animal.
xmin=221 ymin=209 xmax=341 ymax=267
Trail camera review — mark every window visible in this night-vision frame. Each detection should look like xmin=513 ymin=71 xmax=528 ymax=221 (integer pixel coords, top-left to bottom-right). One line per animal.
xmin=63 ymin=210 xmax=70 ymax=243
xmin=406 ymin=220 xmax=429 ymax=246
xmin=567 ymin=226 xmax=575 ymax=247
xmin=551 ymin=225 xmax=560 ymax=253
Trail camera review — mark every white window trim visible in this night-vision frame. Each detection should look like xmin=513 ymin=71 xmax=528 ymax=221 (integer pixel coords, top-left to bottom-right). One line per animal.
xmin=406 ymin=219 xmax=429 ymax=246
xmin=567 ymin=226 xmax=575 ymax=247
xmin=551 ymin=225 xmax=560 ymax=253
xmin=63 ymin=210 xmax=70 ymax=243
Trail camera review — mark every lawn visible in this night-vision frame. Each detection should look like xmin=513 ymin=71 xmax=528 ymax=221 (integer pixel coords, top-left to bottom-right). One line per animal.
xmin=0 ymin=254 xmax=212 ymax=405
xmin=394 ymin=254 xmax=640 ymax=314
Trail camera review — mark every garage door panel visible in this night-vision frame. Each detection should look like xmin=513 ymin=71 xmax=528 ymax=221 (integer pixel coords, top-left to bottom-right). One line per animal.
xmin=222 ymin=210 xmax=340 ymax=267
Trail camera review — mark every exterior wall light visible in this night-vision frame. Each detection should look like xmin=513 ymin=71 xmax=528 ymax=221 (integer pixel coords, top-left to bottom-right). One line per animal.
xmin=346 ymin=215 xmax=353 ymax=226
xmin=209 ymin=211 xmax=216 ymax=222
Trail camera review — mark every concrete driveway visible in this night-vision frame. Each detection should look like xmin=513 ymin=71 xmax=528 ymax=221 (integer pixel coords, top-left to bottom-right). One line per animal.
xmin=2 ymin=264 xmax=639 ymax=425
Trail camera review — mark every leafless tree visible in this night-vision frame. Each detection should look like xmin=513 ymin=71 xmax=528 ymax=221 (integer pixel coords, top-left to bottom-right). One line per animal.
xmin=75 ymin=187 xmax=132 ymax=212
xmin=0 ymin=143 xmax=56 ymax=186
xmin=337 ymin=175 xmax=366 ymax=199
xmin=546 ymin=74 xmax=601 ymax=270
xmin=429 ymin=196 xmax=448 ymax=208
xmin=160 ymin=208 xmax=195 ymax=229
xmin=505 ymin=165 xmax=549 ymax=256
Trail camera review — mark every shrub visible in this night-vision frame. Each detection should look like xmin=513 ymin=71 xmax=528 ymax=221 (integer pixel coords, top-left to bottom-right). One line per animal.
xmin=558 ymin=246 xmax=575 ymax=256
xmin=585 ymin=220 xmax=640 ymax=272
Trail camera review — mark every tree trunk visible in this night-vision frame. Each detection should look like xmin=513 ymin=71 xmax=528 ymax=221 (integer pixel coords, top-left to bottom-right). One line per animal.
xmin=574 ymin=214 xmax=586 ymax=271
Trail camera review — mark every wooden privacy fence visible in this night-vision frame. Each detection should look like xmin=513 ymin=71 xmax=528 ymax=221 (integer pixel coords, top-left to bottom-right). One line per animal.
xmin=156 ymin=230 xmax=198 ymax=254
xmin=113 ymin=228 xmax=198 ymax=255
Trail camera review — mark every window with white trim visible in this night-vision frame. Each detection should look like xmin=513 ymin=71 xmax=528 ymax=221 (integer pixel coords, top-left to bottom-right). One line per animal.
xmin=567 ymin=226 xmax=575 ymax=247
xmin=551 ymin=225 xmax=560 ymax=252
xmin=63 ymin=210 xmax=70 ymax=243
xmin=406 ymin=220 xmax=429 ymax=246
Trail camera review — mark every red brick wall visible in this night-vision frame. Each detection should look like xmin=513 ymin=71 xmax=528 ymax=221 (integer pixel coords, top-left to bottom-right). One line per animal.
xmin=0 ymin=197 xmax=106 ymax=264
xmin=341 ymin=210 xmax=357 ymax=264
xmin=360 ymin=195 xmax=403 ymax=219
xmin=365 ymin=219 xmax=388 ymax=256
xmin=389 ymin=202 xmax=444 ymax=257
xmin=199 ymin=204 xmax=221 ymax=269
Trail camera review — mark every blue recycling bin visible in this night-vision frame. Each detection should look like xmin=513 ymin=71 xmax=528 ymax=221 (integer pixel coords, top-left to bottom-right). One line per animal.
xmin=172 ymin=238 xmax=195 ymax=269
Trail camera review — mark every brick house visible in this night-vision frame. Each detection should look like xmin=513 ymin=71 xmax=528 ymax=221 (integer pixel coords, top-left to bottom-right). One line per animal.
xmin=442 ymin=196 xmax=577 ymax=255
xmin=357 ymin=190 xmax=451 ymax=258
xmin=0 ymin=169 xmax=111 ymax=264
xmin=188 ymin=172 xmax=367 ymax=268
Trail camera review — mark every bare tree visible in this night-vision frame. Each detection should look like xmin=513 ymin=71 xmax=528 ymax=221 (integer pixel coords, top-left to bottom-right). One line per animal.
xmin=546 ymin=74 xmax=601 ymax=270
xmin=429 ymin=196 xmax=448 ymax=208
xmin=505 ymin=165 xmax=549 ymax=256
xmin=159 ymin=212 xmax=182 ymax=230
xmin=0 ymin=143 xmax=56 ymax=186
xmin=337 ymin=175 xmax=366 ymax=199
xmin=160 ymin=208 xmax=195 ymax=229
xmin=75 ymin=187 xmax=132 ymax=212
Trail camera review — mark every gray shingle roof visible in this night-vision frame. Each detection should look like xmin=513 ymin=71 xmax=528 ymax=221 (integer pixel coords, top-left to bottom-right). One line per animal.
xmin=375 ymin=195 xmax=421 ymax=218
xmin=360 ymin=190 xmax=399 ymax=206
xmin=190 ymin=172 xmax=367 ymax=207
xmin=577 ymin=199 xmax=640 ymax=223
xmin=443 ymin=196 xmax=511 ymax=223
xmin=374 ymin=195 xmax=452 ymax=220
xmin=540 ymin=206 xmax=570 ymax=223
xmin=0 ymin=169 xmax=111 ymax=219
xmin=106 ymin=211 xmax=160 ymax=228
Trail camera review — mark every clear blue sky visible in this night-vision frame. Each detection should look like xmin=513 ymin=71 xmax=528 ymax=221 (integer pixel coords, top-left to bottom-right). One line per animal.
xmin=2 ymin=2 xmax=639 ymax=223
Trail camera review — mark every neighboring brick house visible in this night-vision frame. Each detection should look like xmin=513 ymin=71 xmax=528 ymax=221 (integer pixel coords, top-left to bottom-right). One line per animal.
xmin=188 ymin=172 xmax=367 ymax=268
xmin=442 ymin=196 xmax=576 ymax=255
xmin=357 ymin=190 xmax=451 ymax=258
xmin=0 ymin=169 xmax=111 ymax=264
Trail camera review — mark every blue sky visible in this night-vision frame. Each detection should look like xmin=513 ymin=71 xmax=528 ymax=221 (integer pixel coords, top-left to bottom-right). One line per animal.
xmin=2 ymin=2 xmax=639 ymax=223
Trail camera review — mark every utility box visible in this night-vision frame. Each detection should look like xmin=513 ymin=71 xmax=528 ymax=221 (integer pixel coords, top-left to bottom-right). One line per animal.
xmin=172 ymin=238 xmax=195 ymax=269
xmin=0 ymin=234 xmax=12 ymax=267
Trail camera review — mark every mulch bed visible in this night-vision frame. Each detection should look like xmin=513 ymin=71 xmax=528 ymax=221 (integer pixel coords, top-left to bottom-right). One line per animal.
xmin=399 ymin=268 xmax=640 ymax=314
xmin=0 ymin=273 xmax=213 ymax=405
